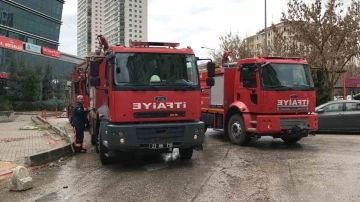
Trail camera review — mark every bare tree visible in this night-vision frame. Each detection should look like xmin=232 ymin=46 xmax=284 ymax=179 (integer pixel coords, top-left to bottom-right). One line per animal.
xmin=280 ymin=0 xmax=360 ymax=99
xmin=268 ymin=23 xmax=306 ymax=57
xmin=210 ymin=31 xmax=254 ymax=64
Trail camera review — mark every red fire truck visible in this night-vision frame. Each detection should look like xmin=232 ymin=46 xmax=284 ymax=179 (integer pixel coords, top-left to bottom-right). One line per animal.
xmin=67 ymin=61 xmax=89 ymax=124
xmin=200 ymin=55 xmax=319 ymax=145
xmin=87 ymin=36 xmax=215 ymax=164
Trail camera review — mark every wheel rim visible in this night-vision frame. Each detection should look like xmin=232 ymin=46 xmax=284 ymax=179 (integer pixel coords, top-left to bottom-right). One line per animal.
xmin=231 ymin=121 xmax=242 ymax=138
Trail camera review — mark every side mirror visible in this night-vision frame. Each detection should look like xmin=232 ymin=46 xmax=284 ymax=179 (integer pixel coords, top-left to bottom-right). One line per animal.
xmin=207 ymin=62 xmax=216 ymax=77
xmin=89 ymin=77 xmax=100 ymax=87
xmin=74 ymin=81 xmax=79 ymax=94
xmin=206 ymin=77 xmax=215 ymax=87
xmin=90 ymin=61 xmax=100 ymax=77
xmin=316 ymin=108 xmax=324 ymax=114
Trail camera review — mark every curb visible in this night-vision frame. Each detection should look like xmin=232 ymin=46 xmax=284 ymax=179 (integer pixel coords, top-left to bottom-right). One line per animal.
xmin=21 ymin=115 xmax=75 ymax=166
xmin=24 ymin=144 xmax=73 ymax=166
xmin=35 ymin=115 xmax=70 ymax=142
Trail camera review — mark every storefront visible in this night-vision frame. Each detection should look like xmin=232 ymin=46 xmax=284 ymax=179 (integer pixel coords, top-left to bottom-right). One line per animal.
xmin=0 ymin=35 xmax=84 ymax=80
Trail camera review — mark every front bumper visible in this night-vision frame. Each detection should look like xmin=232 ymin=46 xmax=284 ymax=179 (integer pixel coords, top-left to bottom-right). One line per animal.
xmin=253 ymin=114 xmax=318 ymax=134
xmin=101 ymin=121 xmax=205 ymax=151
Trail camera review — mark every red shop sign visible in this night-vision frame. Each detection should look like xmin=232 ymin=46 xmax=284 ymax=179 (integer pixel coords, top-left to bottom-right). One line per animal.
xmin=0 ymin=72 xmax=8 ymax=79
xmin=42 ymin=47 xmax=61 ymax=58
xmin=0 ymin=36 xmax=23 ymax=52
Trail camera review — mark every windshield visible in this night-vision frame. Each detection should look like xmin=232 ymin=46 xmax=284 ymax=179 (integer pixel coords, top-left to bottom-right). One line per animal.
xmin=261 ymin=63 xmax=314 ymax=89
xmin=113 ymin=53 xmax=199 ymax=87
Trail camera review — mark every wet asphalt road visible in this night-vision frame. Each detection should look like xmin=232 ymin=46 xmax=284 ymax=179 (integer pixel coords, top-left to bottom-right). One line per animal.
xmin=1 ymin=130 xmax=360 ymax=202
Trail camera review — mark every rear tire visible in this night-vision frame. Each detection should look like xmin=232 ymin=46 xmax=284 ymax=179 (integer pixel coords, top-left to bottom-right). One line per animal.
xmin=227 ymin=114 xmax=250 ymax=146
xmin=179 ymin=148 xmax=193 ymax=160
xmin=281 ymin=137 xmax=302 ymax=144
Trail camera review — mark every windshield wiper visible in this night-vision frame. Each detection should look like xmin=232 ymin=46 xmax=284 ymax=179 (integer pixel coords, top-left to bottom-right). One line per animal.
xmin=265 ymin=85 xmax=294 ymax=90
xmin=167 ymin=83 xmax=196 ymax=90
xmin=125 ymin=83 xmax=158 ymax=90
xmin=291 ymin=84 xmax=310 ymax=87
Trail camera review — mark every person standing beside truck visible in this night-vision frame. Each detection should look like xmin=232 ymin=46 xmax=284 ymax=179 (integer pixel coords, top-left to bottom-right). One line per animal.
xmin=72 ymin=95 xmax=90 ymax=153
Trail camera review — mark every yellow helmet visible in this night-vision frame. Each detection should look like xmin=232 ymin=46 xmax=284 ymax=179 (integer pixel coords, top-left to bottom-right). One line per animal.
xmin=150 ymin=75 xmax=161 ymax=82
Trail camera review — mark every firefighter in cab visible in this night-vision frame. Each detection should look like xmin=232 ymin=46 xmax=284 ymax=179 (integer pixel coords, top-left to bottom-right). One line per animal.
xmin=72 ymin=95 xmax=91 ymax=153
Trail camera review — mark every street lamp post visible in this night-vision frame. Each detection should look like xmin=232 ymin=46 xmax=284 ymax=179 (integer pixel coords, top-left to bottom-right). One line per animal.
xmin=264 ymin=0 xmax=268 ymax=56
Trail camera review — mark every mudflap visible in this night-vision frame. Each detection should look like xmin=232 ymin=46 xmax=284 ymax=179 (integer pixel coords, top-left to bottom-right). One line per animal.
xmin=290 ymin=123 xmax=311 ymax=138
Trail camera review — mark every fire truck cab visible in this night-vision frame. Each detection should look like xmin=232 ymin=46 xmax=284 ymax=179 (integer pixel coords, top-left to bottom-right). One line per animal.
xmin=201 ymin=56 xmax=319 ymax=145
xmin=88 ymin=40 xmax=215 ymax=164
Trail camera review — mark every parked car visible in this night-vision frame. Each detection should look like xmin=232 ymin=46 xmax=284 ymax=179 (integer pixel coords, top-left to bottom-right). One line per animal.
xmin=315 ymin=100 xmax=360 ymax=133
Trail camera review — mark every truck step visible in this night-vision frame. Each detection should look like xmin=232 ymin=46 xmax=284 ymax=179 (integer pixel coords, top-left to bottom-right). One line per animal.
xmin=247 ymin=128 xmax=256 ymax=132
xmin=249 ymin=121 xmax=257 ymax=124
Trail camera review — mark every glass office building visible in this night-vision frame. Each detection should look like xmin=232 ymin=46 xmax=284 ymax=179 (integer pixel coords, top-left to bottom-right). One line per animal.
xmin=0 ymin=0 xmax=84 ymax=80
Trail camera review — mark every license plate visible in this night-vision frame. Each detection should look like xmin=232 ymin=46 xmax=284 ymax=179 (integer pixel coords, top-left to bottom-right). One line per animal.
xmin=149 ymin=143 xmax=173 ymax=149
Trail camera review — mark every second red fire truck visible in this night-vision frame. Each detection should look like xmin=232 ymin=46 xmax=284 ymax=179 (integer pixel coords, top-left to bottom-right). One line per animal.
xmin=199 ymin=54 xmax=320 ymax=145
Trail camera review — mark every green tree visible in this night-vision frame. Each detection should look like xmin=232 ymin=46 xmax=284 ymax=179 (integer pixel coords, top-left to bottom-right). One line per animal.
xmin=22 ymin=68 xmax=42 ymax=102
xmin=42 ymin=63 xmax=54 ymax=100
xmin=6 ymin=58 xmax=21 ymax=102
xmin=54 ymin=78 xmax=65 ymax=100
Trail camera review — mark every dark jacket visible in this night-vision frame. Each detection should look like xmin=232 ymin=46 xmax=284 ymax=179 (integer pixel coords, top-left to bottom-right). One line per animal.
xmin=72 ymin=102 xmax=90 ymax=128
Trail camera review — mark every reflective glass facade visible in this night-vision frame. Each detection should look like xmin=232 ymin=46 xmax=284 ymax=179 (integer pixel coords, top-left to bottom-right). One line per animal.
xmin=12 ymin=0 xmax=63 ymax=19
xmin=0 ymin=47 xmax=78 ymax=80
xmin=0 ymin=0 xmax=63 ymax=49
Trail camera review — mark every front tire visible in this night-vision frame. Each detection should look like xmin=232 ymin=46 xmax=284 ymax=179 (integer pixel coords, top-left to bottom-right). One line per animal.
xmin=281 ymin=137 xmax=302 ymax=144
xmin=227 ymin=114 xmax=250 ymax=146
xmin=179 ymin=148 xmax=193 ymax=160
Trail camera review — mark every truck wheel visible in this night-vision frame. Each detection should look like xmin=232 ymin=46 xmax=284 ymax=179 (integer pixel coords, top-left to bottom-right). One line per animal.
xmin=91 ymin=134 xmax=96 ymax=146
xmin=95 ymin=132 xmax=100 ymax=153
xmin=99 ymin=134 xmax=112 ymax=165
xmin=281 ymin=137 xmax=302 ymax=144
xmin=227 ymin=114 xmax=250 ymax=146
xmin=179 ymin=148 xmax=193 ymax=160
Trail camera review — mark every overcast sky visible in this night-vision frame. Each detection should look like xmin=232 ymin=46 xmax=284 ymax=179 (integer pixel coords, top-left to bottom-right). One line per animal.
xmin=58 ymin=0 xmax=291 ymax=58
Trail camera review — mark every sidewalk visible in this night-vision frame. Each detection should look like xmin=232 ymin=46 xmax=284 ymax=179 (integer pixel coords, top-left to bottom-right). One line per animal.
xmin=0 ymin=115 xmax=68 ymax=177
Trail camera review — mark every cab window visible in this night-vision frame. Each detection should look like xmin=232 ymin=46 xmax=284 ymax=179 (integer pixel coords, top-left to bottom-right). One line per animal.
xmin=323 ymin=103 xmax=343 ymax=112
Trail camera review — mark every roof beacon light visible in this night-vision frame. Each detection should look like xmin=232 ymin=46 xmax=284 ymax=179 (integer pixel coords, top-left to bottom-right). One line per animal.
xmin=129 ymin=41 xmax=180 ymax=48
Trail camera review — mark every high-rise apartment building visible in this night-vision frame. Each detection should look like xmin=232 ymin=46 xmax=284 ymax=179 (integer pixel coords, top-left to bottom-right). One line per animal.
xmin=103 ymin=0 xmax=148 ymax=46
xmin=77 ymin=0 xmax=148 ymax=58
xmin=77 ymin=0 xmax=104 ymax=58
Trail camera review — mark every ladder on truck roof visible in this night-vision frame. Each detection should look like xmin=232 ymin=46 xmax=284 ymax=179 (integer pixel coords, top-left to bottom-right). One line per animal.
xmin=129 ymin=41 xmax=180 ymax=48
xmin=222 ymin=62 xmax=237 ymax=68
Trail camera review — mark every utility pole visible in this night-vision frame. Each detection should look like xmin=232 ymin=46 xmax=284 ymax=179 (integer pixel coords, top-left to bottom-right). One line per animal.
xmin=264 ymin=0 xmax=268 ymax=56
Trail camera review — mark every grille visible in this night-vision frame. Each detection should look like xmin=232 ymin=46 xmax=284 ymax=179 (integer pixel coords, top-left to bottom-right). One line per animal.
xmin=133 ymin=111 xmax=185 ymax=118
xmin=136 ymin=127 xmax=185 ymax=143
xmin=279 ymin=118 xmax=308 ymax=129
